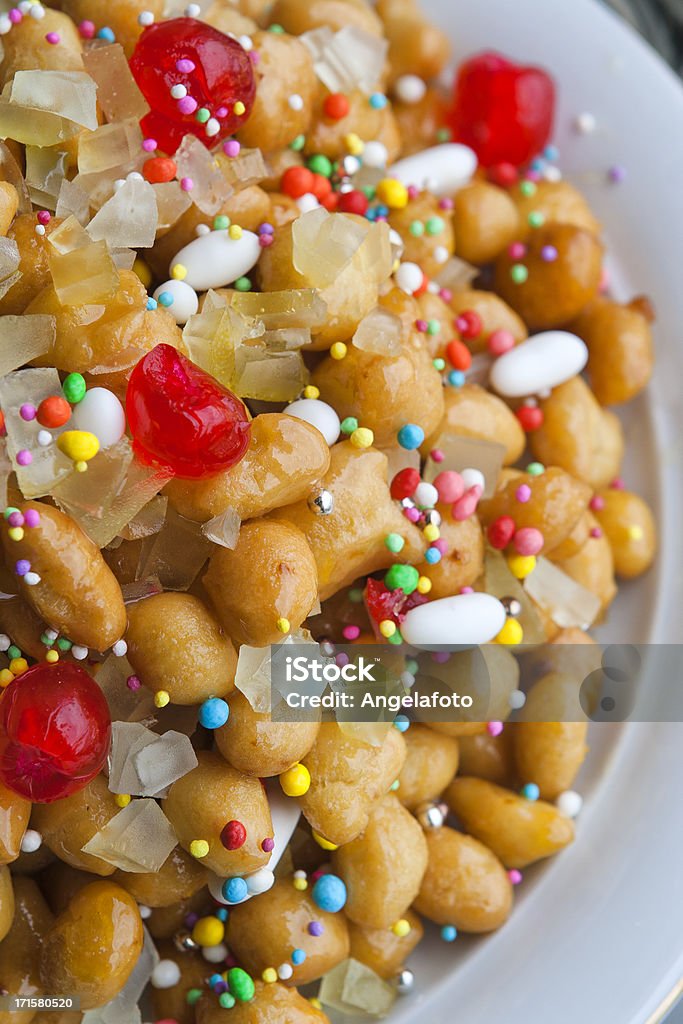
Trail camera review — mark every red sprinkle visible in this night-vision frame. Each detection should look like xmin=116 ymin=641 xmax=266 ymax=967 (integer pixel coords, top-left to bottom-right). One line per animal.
xmin=455 ymin=310 xmax=483 ymax=339
xmin=281 ymin=165 xmax=315 ymax=198
xmin=337 ymin=189 xmax=369 ymax=216
xmin=323 ymin=92 xmax=350 ymax=120
xmin=516 ymin=405 xmax=544 ymax=431
xmin=446 ymin=338 xmax=472 ymax=371
xmin=220 ymin=820 xmax=247 ymax=850
xmin=142 ymin=156 xmax=178 ymax=183
xmin=390 ymin=467 xmax=421 ymax=501
xmin=487 ymin=515 xmax=516 ymax=549
xmin=310 ymin=173 xmax=332 ymax=200
xmin=488 ymin=162 xmax=519 ymax=187
xmin=37 ymin=395 xmax=71 ymax=429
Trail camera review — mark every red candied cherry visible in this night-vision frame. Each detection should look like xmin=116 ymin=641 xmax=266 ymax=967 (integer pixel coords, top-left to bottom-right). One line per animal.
xmin=129 ymin=18 xmax=256 ymax=156
xmin=516 ymin=405 xmax=544 ymax=432
xmin=0 ymin=663 xmax=111 ymax=803
xmin=126 ymin=344 xmax=251 ymax=479
xmin=448 ymin=51 xmax=555 ymax=167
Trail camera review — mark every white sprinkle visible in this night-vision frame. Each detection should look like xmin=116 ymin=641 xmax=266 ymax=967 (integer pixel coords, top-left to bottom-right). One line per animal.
xmin=35 ymin=225 xmax=46 ymax=236
xmin=288 ymin=94 xmax=304 ymax=111
xmin=138 ymin=904 xmax=152 ymax=919
xmin=238 ymin=34 xmax=253 ymax=51
xmin=575 ymin=112 xmax=596 ymax=134
xmin=29 ymin=4 xmax=46 ymax=18
xmin=37 ymin=430 xmax=52 ymax=446
xmin=112 ymin=639 xmax=128 ymax=657
xmin=185 ymin=3 xmax=201 ymax=16
xmin=202 ymin=943 xmax=228 ymax=963
xmin=138 ymin=10 xmax=155 ymax=26
xmin=278 ymin=963 xmax=294 ymax=980
xmin=400 ymin=671 xmax=415 ymax=688
xmin=426 ymin=281 xmax=440 ymax=294
xmin=296 ymin=192 xmax=319 ymax=214
xmin=0 ymin=16 xmax=11 ymax=35
xmin=24 ymin=572 xmax=41 ymax=586
xmin=395 ymin=261 xmax=423 ymax=295
xmin=71 ymin=645 xmax=88 ymax=660
xmin=543 ymin=165 xmax=562 ymax=182
xmin=460 ymin=467 xmax=485 ymax=491
xmin=20 ymin=829 xmax=43 ymax=853
xmin=170 ymin=84 xmax=187 ymax=99
xmin=0 ymin=634 xmax=10 ymax=652
xmin=45 ymin=628 xmax=59 ymax=641
xmin=394 ymin=74 xmax=427 ymax=105
xmin=205 ymin=117 xmax=220 ymax=137
xmin=362 ymin=140 xmax=388 ymax=169
xmin=414 ymin=481 xmax=439 ymax=509
xmin=151 ymin=959 xmax=181 ymax=990
xmin=509 ymin=689 xmax=526 ymax=710
xmin=433 ymin=245 xmax=449 ymax=264
xmin=18 ymin=1 xmax=33 ymax=12
xmin=556 ymin=790 xmax=583 ymax=818
xmin=196 ymin=224 xmax=211 ymax=236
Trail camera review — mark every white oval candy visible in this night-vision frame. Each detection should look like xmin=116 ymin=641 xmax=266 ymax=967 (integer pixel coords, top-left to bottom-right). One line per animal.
xmin=401 ymin=592 xmax=506 ymax=648
xmin=70 ymin=387 xmax=126 ymax=448
xmin=283 ymin=398 xmax=340 ymax=446
xmin=153 ymin=278 xmax=199 ymax=325
xmin=389 ymin=144 xmax=478 ymax=195
xmin=171 ymin=228 xmax=261 ymax=292
xmin=489 ymin=331 xmax=588 ymax=398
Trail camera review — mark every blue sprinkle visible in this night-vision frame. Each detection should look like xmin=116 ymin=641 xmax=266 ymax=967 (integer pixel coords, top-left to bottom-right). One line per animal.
xmin=393 ymin=714 xmax=410 ymax=733
xmin=441 ymin=925 xmax=457 ymax=942
xmin=199 ymin=697 xmax=230 ymax=730
xmin=292 ymin=948 xmax=306 ymax=965
xmin=146 ymin=297 xmax=158 ymax=310
xmin=375 ymin=204 xmax=389 ymax=217
xmin=365 ymin=208 xmax=377 ymax=221
xmin=397 ymin=423 xmax=424 ymax=450
xmin=312 ymin=874 xmax=347 ymax=913
xmin=157 ymin=291 xmax=174 ymax=308
xmin=209 ymin=973 xmax=223 ymax=987
xmin=222 ymin=877 xmax=248 ymax=904
xmin=97 ymin=26 xmax=115 ymax=41
xmin=543 ymin=144 xmax=559 ymax=161
xmin=521 ymin=782 xmax=540 ymax=801
xmin=215 ymin=908 xmax=229 ymax=922
xmin=448 ymin=370 xmax=465 ymax=387
xmin=369 ymin=92 xmax=387 ymax=109
xmin=529 ymin=157 xmax=546 ymax=172
xmin=424 ymin=547 xmax=441 ymax=564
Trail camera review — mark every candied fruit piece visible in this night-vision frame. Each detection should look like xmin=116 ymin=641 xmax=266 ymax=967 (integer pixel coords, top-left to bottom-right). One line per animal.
xmin=48 ymin=239 xmax=119 ymax=306
xmin=82 ymin=43 xmax=150 ymax=124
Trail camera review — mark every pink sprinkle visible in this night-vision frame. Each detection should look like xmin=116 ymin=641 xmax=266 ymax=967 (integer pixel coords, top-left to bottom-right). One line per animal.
xmin=45 ymin=32 xmax=60 ymax=44
xmin=433 ymin=538 xmax=448 ymax=555
xmin=513 ymin=526 xmax=544 ymax=556
xmin=415 ymin=319 xmax=428 ymax=333
xmin=432 ymin=651 xmax=450 ymax=664
xmin=434 ymin=470 xmax=464 ymax=504
xmin=215 ymin=106 xmax=228 ymax=118
xmin=37 ymin=210 xmax=51 ymax=225
xmin=599 ymin=265 xmax=610 ymax=293
xmin=515 ymin=484 xmax=531 ymax=503
xmin=407 ymin=185 xmax=419 ymax=199
xmin=590 ymin=526 xmax=603 ymax=539
xmin=249 ymin=50 xmax=260 ymax=64
xmin=452 ymin=484 xmax=482 ymax=521
xmin=335 ymin=652 xmax=349 ymax=668
xmin=438 ymin=197 xmax=454 ymax=210
xmin=439 ymin=288 xmax=453 ymax=302
xmin=223 ymin=139 xmax=241 ymax=157
xmin=610 ymin=476 xmax=625 ymax=490
xmin=487 ymin=720 xmax=504 ymax=737
xmin=526 ymin=169 xmax=542 ymax=182
xmin=460 ymin=586 xmax=474 ymax=594
xmin=430 ymin=448 xmax=444 ymax=463
xmin=16 ymin=450 xmax=32 ymax=466
xmin=142 ymin=138 xmax=157 ymax=152
xmin=342 ymin=625 xmax=360 ymax=640
xmin=177 ymin=96 xmax=198 ymax=115
xmin=9 ymin=9 xmax=22 ymax=25
xmin=258 ymin=234 xmax=273 ymax=247
xmin=78 ymin=19 xmax=95 ymax=38
xmin=176 ymin=58 xmax=196 ymax=73
xmin=180 ymin=177 xmax=194 ymax=191
xmin=487 ymin=329 xmax=515 ymax=356
xmin=126 ymin=675 xmax=141 ymax=691
xmin=24 ymin=509 xmax=40 ymax=528
xmin=508 ymin=241 xmax=526 ymax=260
xmin=404 ymin=507 xmax=421 ymax=523
xmin=508 ymin=869 xmax=523 ymax=885
xmin=261 ymin=837 xmax=275 ymax=852
xmin=19 ymin=404 xmax=36 ymax=421
xmin=7 ymin=512 xmax=23 ymax=528
xmin=589 ymin=495 xmax=605 ymax=511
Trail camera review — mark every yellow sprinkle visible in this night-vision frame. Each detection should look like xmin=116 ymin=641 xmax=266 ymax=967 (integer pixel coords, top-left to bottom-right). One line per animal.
xmin=312 ymin=829 xmax=339 ymax=851
xmin=344 ymin=132 xmax=364 ymax=155
xmin=423 ymin=524 xmax=440 ymax=543
xmin=280 ymin=762 xmax=311 ymax=797
xmin=330 ymin=342 xmax=347 ymax=360
xmin=171 ymin=263 xmax=187 ymax=280
xmin=495 ymin=617 xmax=524 ymax=646
xmin=234 ymin=100 xmax=246 ymax=116
xmin=303 ymin=385 xmax=320 ymax=399
xmin=392 ymin=918 xmax=411 ymax=938
xmin=293 ymin=877 xmax=308 ymax=891
xmin=379 ymin=619 xmax=396 ymax=638
xmin=190 ymin=839 xmax=210 ymax=859
xmin=133 ymin=257 xmax=152 ymax=289
xmin=7 ymin=527 xmax=24 ymax=542
xmin=628 ymin=524 xmax=644 ymax=541
xmin=417 ymin=575 xmax=432 ymax=594
xmin=506 ymin=553 xmax=536 ymax=579
xmin=57 ymin=430 xmax=100 ymax=464
xmin=154 ymin=689 xmax=170 ymax=708
xmin=350 ymin=426 xmax=374 ymax=449
xmin=0 ymin=669 xmax=15 ymax=687
xmin=9 ymin=658 xmax=28 ymax=675
xmin=309 ymin=998 xmax=323 ymax=1011
xmin=192 ymin=916 xmax=225 ymax=948
xmin=262 ymin=968 xmax=278 ymax=984
xmin=75 ymin=461 xmax=88 ymax=473
xmin=228 ymin=224 xmax=243 ymax=240
xmin=115 ymin=793 xmax=131 ymax=808
xmin=276 ymin=617 xmax=290 ymax=634
xmin=376 ymin=177 xmax=409 ymax=209
xmin=45 ymin=649 xmax=59 ymax=664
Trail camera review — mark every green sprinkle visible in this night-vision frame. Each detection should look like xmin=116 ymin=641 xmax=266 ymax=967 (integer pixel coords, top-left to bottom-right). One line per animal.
xmin=405 ymin=658 xmax=419 ymax=675
xmin=526 ymin=461 xmax=545 ymax=476
xmin=289 ymin=134 xmax=305 ymax=151
xmin=7 ymin=645 xmax=20 ymax=661
xmin=228 ymin=967 xmax=255 ymax=1003
xmin=384 ymin=564 xmax=419 ymax=594
xmin=528 ymin=210 xmax=545 ymax=228
xmin=433 ymin=357 xmax=446 ymax=371
xmin=340 ymin=417 xmax=359 ymax=434
xmin=361 ymin=185 xmax=376 ymax=200
xmin=62 ymin=372 xmax=86 ymax=404
xmin=409 ymin=220 xmax=424 ymax=237
xmin=510 ymin=264 xmax=529 ymax=284
xmin=425 ymin=215 xmax=445 ymax=236
xmin=268 ymin=23 xmax=285 ymax=32
xmin=426 ymin=319 xmax=441 ymax=336
xmin=219 ymin=993 xmax=236 ymax=1009
xmin=234 ymin=276 xmax=251 ymax=291
xmin=213 ymin=214 xmax=230 ymax=230
xmin=3 ymin=507 xmax=20 ymax=520
xmin=390 ymin=778 xmax=401 ymax=790
xmin=186 ymin=989 xmax=203 ymax=1006
xmin=519 ymin=180 xmax=537 ymax=197
xmin=348 ymin=587 xmax=364 ymax=603
xmin=57 ymin=638 xmax=72 ymax=651
xmin=307 ymin=153 xmax=333 ymax=177
xmin=40 ymin=633 xmax=54 ymax=647
xmin=436 ymin=127 xmax=451 ymax=142
xmin=196 ymin=107 xmax=210 ymax=124
xmin=385 ymin=533 xmax=405 ymax=554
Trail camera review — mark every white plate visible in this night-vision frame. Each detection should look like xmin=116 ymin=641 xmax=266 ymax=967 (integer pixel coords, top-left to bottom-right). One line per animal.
xmin=383 ymin=1 xmax=683 ymax=1022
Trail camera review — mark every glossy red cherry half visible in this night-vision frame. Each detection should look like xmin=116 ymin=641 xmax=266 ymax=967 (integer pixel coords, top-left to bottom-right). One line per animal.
xmin=448 ymin=51 xmax=555 ymax=167
xmin=0 ymin=663 xmax=111 ymax=803
xmin=130 ymin=17 xmax=256 ymax=155
xmin=126 ymin=344 xmax=251 ymax=479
